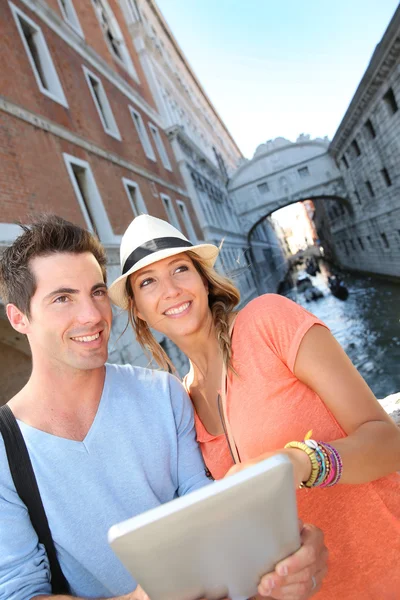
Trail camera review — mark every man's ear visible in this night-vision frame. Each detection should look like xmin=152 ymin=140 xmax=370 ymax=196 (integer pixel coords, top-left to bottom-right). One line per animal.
xmin=6 ymin=304 xmax=30 ymax=334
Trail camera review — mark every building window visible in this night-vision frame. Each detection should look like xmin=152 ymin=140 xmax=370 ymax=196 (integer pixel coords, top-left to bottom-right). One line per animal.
xmin=63 ymin=153 xmax=114 ymax=242
xmin=58 ymin=0 xmax=83 ymax=36
xmin=149 ymin=124 xmax=172 ymax=170
xmin=381 ymin=168 xmax=392 ymax=187
xmin=176 ymin=200 xmax=197 ymax=242
xmin=364 ymin=118 xmax=376 ymax=140
xmin=161 ymin=194 xmax=179 ymax=228
xmin=343 ymin=240 xmax=349 ymax=255
xmin=10 ymin=2 xmax=68 ymax=107
xmin=357 ymin=237 xmax=364 ymax=250
xmin=129 ymin=107 xmax=156 ymax=160
xmin=383 ymin=87 xmax=398 ymax=115
xmin=298 ymin=166 xmax=310 ymax=178
xmin=354 ymin=190 xmax=361 ymax=205
xmin=122 ymin=178 xmax=147 ymax=216
xmin=380 ymin=232 xmax=390 ymax=248
xmin=92 ymin=0 xmax=139 ymax=81
xmin=257 ymin=182 xmax=269 ymax=194
xmin=83 ymin=66 xmax=120 ymax=139
xmin=365 ymin=180 xmax=375 ymax=198
xmin=351 ymin=139 xmax=361 ymax=157
xmin=366 ymin=235 xmax=374 ymax=248
xmin=341 ymin=154 xmax=349 ymax=169
xmin=350 ymin=239 xmax=356 ymax=251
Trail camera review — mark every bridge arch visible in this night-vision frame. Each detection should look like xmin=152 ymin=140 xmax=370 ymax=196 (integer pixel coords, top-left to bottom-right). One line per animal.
xmin=229 ymin=136 xmax=352 ymax=240
xmin=247 ymin=194 xmax=353 ymax=242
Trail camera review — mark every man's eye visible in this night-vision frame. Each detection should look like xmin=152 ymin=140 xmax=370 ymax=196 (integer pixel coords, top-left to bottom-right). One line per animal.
xmin=54 ymin=296 xmax=69 ymax=303
xmin=93 ymin=289 xmax=107 ymax=297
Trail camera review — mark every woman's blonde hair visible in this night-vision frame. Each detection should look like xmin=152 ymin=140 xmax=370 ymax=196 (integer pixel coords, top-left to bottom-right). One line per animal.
xmin=126 ymin=251 xmax=241 ymax=373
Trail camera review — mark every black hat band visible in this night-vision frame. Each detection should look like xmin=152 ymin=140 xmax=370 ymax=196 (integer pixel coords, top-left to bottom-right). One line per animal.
xmin=122 ymin=237 xmax=193 ymax=275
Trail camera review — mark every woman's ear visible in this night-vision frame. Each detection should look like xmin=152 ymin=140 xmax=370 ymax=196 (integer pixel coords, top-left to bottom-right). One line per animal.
xmin=132 ymin=302 xmax=144 ymax=322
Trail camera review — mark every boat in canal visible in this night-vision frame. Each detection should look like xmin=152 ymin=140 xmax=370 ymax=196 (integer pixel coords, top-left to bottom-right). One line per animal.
xmin=328 ymin=275 xmax=349 ymax=300
xmin=304 ymin=286 xmax=324 ymax=302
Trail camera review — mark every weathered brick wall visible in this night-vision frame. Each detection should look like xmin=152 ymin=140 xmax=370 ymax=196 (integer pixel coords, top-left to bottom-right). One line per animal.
xmin=0 ymin=343 xmax=31 ymax=406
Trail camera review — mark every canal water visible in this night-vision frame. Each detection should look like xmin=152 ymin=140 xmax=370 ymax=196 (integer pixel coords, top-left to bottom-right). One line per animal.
xmin=284 ymin=263 xmax=400 ymax=399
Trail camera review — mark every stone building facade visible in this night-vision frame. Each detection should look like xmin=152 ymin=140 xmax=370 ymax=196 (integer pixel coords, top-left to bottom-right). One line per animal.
xmin=121 ymin=0 xmax=273 ymax=306
xmin=228 ymin=136 xmax=348 ymax=293
xmin=328 ymin=5 xmax=400 ymax=280
xmin=0 ymin=0 xmax=203 ymax=401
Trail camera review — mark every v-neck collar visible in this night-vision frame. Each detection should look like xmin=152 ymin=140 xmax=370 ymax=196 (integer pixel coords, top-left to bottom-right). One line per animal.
xmin=17 ymin=366 xmax=110 ymax=454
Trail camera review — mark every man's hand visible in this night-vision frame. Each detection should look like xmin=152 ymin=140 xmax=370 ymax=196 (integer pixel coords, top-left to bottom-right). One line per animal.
xmin=257 ymin=522 xmax=328 ymax=600
xmin=124 ymin=586 xmax=150 ymax=600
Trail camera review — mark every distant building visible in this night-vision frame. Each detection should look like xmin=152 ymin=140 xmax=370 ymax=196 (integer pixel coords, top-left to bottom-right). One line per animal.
xmin=329 ymin=5 xmax=400 ymax=280
xmin=0 ymin=0 xmax=203 ymax=401
xmin=124 ymin=0 xmax=273 ymax=304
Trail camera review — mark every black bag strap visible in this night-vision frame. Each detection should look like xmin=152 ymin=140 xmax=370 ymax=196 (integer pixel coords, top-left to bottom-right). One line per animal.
xmin=0 ymin=404 xmax=69 ymax=594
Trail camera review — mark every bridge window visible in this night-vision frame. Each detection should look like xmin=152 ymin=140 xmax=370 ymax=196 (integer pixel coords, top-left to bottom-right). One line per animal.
xmin=298 ymin=166 xmax=309 ymax=178
xmin=365 ymin=180 xmax=375 ymax=198
xmin=341 ymin=154 xmax=349 ymax=169
xmin=364 ymin=119 xmax=376 ymax=140
xmin=383 ymin=88 xmax=398 ymax=115
xmin=351 ymin=139 xmax=361 ymax=157
xmin=350 ymin=239 xmax=356 ymax=251
xmin=357 ymin=237 xmax=364 ymax=250
xmin=366 ymin=235 xmax=374 ymax=248
xmin=257 ymin=182 xmax=269 ymax=194
xmin=354 ymin=190 xmax=361 ymax=204
xmin=343 ymin=240 xmax=349 ymax=255
xmin=381 ymin=168 xmax=392 ymax=187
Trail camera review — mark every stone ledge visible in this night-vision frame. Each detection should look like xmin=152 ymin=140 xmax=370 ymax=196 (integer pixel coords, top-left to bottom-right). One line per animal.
xmin=380 ymin=392 xmax=400 ymax=426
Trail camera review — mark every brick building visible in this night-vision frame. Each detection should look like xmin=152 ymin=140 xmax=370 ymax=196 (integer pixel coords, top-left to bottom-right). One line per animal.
xmin=0 ymin=0 xmax=203 ymax=403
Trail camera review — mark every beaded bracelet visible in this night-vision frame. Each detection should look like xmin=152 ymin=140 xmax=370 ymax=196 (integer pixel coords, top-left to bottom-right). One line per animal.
xmin=319 ymin=441 xmax=343 ymax=486
xmin=284 ymin=440 xmax=320 ymax=488
xmin=285 ymin=432 xmax=343 ymax=489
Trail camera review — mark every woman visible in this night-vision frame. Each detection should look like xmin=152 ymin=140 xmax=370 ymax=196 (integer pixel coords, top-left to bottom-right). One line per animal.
xmin=109 ymin=214 xmax=400 ymax=600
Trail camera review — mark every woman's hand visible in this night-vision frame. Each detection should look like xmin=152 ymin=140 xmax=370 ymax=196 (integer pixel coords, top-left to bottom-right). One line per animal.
xmin=225 ymin=448 xmax=311 ymax=488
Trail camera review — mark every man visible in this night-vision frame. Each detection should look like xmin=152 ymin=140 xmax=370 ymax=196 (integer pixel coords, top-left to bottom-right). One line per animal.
xmin=0 ymin=215 xmax=327 ymax=600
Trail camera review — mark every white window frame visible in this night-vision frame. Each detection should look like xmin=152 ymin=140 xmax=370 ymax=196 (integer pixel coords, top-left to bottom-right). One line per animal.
xmin=122 ymin=178 xmax=147 ymax=217
xmin=161 ymin=194 xmax=180 ymax=229
xmin=176 ymin=200 xmax=197 ymax=242
xmin=82 ymin=66 xmax=121 ymax=140
xmin=91 ymin=0 xmax=139 ymax=83
xmin=57 ymin=0 xmax=84 ymax=37
xmin=129 ymin=107 xmax=156 ymax=161
xmin=10 ymin=2 xmax=68 ymax=108
xmin=63 ymin=153 xmax=117 ymax=243
xmin=148 ymin=123 xmax=172 ymax=171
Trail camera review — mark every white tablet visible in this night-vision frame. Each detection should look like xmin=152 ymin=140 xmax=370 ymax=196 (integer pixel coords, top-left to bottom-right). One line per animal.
xmin=108 ymin=454 xmax=300 ymax=600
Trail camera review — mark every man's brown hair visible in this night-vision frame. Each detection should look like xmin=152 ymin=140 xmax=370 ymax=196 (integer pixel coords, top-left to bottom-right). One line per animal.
xmin=0 ymin=214 xmax=107 ymax=318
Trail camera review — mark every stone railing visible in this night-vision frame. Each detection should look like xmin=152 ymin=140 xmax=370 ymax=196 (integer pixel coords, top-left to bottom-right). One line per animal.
xmin=380 ymin=393 xmax=400 ymax=426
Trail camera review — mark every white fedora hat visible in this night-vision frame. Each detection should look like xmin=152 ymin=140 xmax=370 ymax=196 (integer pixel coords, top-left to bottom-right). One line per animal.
xmin=108 ymin=214 xmax=219 ymax=309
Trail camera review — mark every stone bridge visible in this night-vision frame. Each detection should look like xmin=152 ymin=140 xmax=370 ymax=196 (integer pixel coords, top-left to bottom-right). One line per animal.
xmin=228 ymin=136 xmax=351 ymax=237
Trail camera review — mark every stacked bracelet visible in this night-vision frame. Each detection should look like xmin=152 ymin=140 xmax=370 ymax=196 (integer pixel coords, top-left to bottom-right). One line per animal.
xmin=285 ymin=432 xmax=343 ymax=489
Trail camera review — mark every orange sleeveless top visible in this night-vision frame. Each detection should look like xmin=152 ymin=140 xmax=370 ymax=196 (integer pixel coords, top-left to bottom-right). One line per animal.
xmin=192 ymin=294 xmax=400 ymax=600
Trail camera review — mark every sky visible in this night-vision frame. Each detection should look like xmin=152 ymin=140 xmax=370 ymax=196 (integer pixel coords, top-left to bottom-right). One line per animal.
xmin=156 ymin=0 xmax=399 ymax=159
